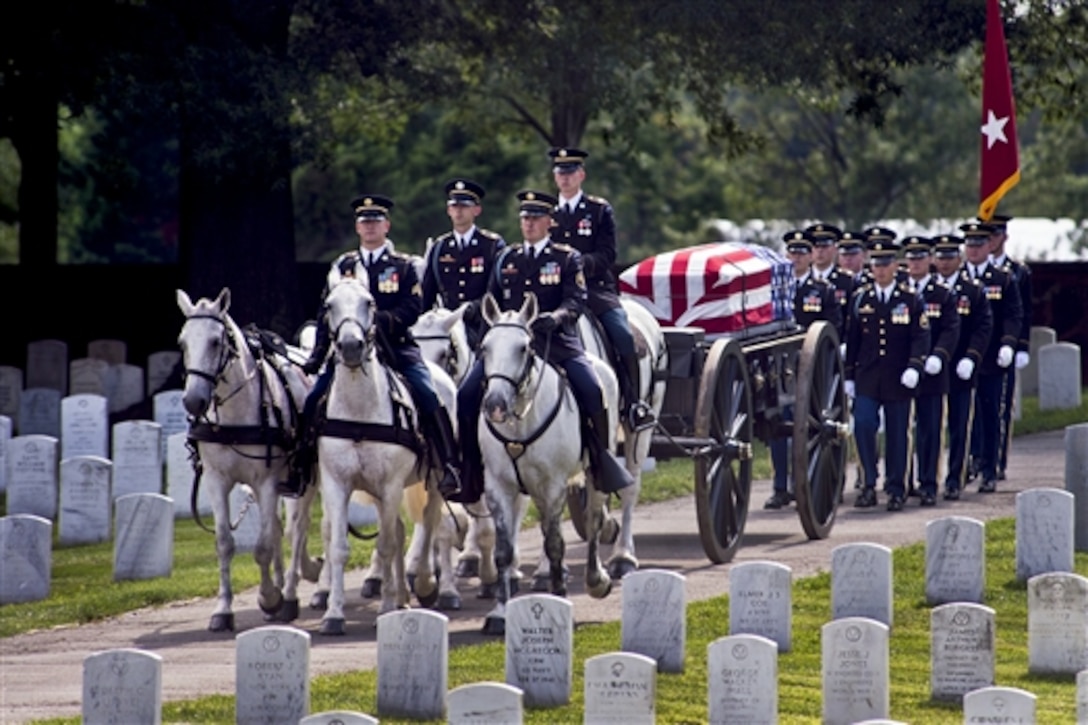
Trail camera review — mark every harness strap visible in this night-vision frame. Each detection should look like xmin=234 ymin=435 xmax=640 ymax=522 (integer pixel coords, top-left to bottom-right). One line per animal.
xmin=188 ymin=421 xmax=293 ymax=448
xmin=320 ymin=418 xmax=424 ymax=457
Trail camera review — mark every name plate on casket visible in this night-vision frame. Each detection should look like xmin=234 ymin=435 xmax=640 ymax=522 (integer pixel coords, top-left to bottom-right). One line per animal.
xmin=619 ymin=242 xmax=795 ymax=339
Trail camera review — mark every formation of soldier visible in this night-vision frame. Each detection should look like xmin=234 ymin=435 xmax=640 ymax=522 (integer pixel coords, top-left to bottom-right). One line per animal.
xmin=765 ymin=218 xmax=1028 ymax=513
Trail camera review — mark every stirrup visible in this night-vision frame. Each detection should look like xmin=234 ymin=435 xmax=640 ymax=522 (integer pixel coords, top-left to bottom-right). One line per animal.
xmin=626 ymin=401 xmax=656 ymax=432
xmin=437 ymin=465 xmax=462 ymax=499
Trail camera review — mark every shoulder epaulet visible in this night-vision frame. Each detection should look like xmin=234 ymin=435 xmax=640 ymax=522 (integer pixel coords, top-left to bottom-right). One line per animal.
xmin=478 ymin=228 xmax=500 ymax=240
xmin=332 ymin=250 xmax=359 ymax=268
xmin=434 ymin=231 xmax=455 ymax=242
xmin=389 ymin=249 xmax=413 ymax=261
xmin=586 ymin=194 xmax=610 ymax=205
xmin=550 ymin=242 xmax=574 ymax=252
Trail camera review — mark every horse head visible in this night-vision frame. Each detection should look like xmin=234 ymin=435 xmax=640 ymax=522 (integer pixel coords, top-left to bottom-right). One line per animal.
xmin=324 ymin=272 xmax=375 ymax=369
xmin=411 ymin=303 xmax=472 ymax=385
xmin=176 ymin=287 xmax=236 ymax=417
xmin=479 ymin=292 xmax=539 ymax=424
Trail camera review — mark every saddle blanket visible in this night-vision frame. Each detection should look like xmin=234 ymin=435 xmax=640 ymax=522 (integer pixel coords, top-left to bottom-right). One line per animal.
xmin=618 ymin=241 xmax=793 ymax=339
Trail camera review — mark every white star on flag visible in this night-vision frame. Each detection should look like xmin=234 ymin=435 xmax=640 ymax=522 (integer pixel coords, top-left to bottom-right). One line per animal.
xmin=981 ymin=109 xmax=1009 ymax=150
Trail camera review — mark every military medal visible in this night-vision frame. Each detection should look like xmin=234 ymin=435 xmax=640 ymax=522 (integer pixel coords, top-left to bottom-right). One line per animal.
xmin=985 ymin=285 xmax=1002 ymax=300
xmin=803 ymin=292 xmax=821 ymax=312
xmin=577 ymin=218 xmax=592 ymax=236
xmin=957 ymin=296 xmax=971 ymax=315
xmin=471 ymin=256 xmax=485 ymax=274
xmin=892 ymin=303 xmax=909 ymax=325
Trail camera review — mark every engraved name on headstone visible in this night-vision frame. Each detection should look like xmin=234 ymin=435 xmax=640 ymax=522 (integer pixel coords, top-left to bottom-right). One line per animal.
xmin=376 ymin=609 xmax=447 ymax=720
xmin=822 ymin=617 xmax=889 ymax=725
xmin=18 ymin=387 xmax=61 ymax=438
xmin=147 ymin=351 xmax=182 ymax=397
xmin=729 ymin=560 xmax=792 ymax=652
xmin=61 ymin=393 xmax=109 ymax=460
xmin=962 ymin=686 xmax=1036 ymax=724
xmin=59 ymin=456 xmax=112 ymax=545
xmin=1027 ymin=571 xmax=1088 ymax=675
xmin=236 ymin=625 xmax=311 ymax=725
xmin=69 ymin=358 xmax=110 ymax=397
xmin=505 ymin=594 xmax=573 ymax=708
xmin=113 ymin=493 xmax=173 ymax=581
xmin=707 ymin=633 xmax=778 ymax=725
xmin=925 ymin=516 xmax=985 ymax=605
xmin=0 ymin=514 xmax=52 ymax=604
xmin=0 ymin=365 xmax=22 ymax=423
xmin=82 ymin=648 xmax=162 ymax=725
xmin=1016 ymin=488 xmax=1075 ymax=581
xmin=6 ymin=434 xmax=59 ymax=519
xmin=583 ymin=651 xmax=656 ymax=724
xmin=620 ymin=568 xmax=686 ymax=673
xmin=930 ymin=602 xmax=995 ymax=701
xmin=831 ymin=543 xmax=893 ymax=627
xmin=26 ymin=339 xmax=68 ymax=394
xmin=447 ymin=682 xmax=523 ymax=725
xmin=111 ymin=420 xmax=163 ymax=500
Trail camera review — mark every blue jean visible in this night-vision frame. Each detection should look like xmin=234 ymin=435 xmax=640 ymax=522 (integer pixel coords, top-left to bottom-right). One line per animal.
xmin=853 ymin=394 xmax=911 ymax=497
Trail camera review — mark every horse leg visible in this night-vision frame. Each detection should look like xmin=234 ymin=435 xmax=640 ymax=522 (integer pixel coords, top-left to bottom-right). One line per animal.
xmin=253 ymin=482 xmax=285 ymax=618
xmin=542 ymin=512 xmax=566 ymax=597
xmin=409 ymin=484 xmax=441 ymax=609
xmin=310 ymin=510 xmax=332 ymax=611
xmin=606 ymin=467 xmax=641 ymax=580
xmin=319 ymin=477 xmax=351 ymax=636
xmin=471 ymin=502 xmax=501 ymax=600
xmin=280 ymin=482 xmax=319 ymax=622
xmin=455 ymin=516 xmax=482 ymax=578
xmin=511 ymin=492 xmax=529 ymax=581
xmin=583 ymin=483 xmax=613 ymax=600
xmin=436 ymin=504 xmax=464 ymax=610
xmin=482 ymin=488 xmax=518 ymax=636
xmin=206 ymin=476 xmax=237 ymax=632
xmin=375 ymin=492 xmax=407 ymax=616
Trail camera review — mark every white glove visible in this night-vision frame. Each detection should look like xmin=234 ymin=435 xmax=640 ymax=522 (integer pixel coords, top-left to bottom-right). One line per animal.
xmin=1015 ymin=351 xmax=1030 ymax=370
xmin=844 ymin=380 xmax=856 ymax=399
xmin=997 ymin=345 xmax=1014 ymax=368
xmin=839 ymin=343 xmax=847 ymax=361
xmin=900 ymin=368 xmax=920 ymax=389
xmin=924 ymin=355 xmax=942 ymax=376
xmin=956 ymin=358 xmax=975 ymax=380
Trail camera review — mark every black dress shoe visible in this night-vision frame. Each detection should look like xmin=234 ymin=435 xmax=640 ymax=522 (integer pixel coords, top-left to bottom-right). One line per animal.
xmin=997 ymin=469 xmax=1007 ymax=481
xmin=920 ymin=493 xmax=937 ymax=507
xmin=886 ymin=494 xmax=905 ymax=512
xmin=943 ymin=487 xmax=960 ymax=501
xmin=966 ymin=459 xmax=980 ymax=482
xmin=979 ymin=479 xmax=997 ymax=493
xmin=854 ymin=487 xmax=878 ymax=508
xmin=763 ymin=490 xmax=793 ymax=510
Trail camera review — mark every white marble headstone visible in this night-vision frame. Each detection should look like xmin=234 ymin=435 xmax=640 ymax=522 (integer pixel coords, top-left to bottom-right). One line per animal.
xmin=1068 ymin=423 xmax=1088 ymax=553
xmin=925 ymin=516 xmax=985 ymax=605
xmin=0 ymin=415 xmax=10 ymax=493
xmin=729 ymin=560 xmax=792 ymax=652
xmin=87 ymin=338 xmax=127 ymax=365
xmin=153 ymin=390 xmax=187 ymax=460
xmin=0 ymin=365 xmax=22 ymax=422
xmin=166 ymin=432 xmax=211 ymax=518
xmin=505 ymin=594 xmax=573 ymax=707
xmin=376 ymin=609 xmax=448 ymax=720
xmin=18 ymin=387 xmax=61 ymax=438
xmin=583 ymin=651 xmax=656 ymax=724
xmin=1021 ymin=325 xmax=1056 ymax=397
xmin=111 ymin=420 xmax=163 ymax=500
xmin=59 ymin=456 xmax=113 ymax=545
xmin=930 ymin=602 xmax=995 ymax=701
xmin=446 ymin=682 xmax=523 ymax=725
xmin=1077 ymin=668 xmax=1088 ymax=724
xmin=0 ymin=514 xmax=52 ymax=604
xmin=61 ymin=393 xmax=109 ymax=460
xmin=300 ymin=712 xmax=378 ymax=725
xmin=962 ymin=686 xmax=1036 ymax=723
xmin=1027 ymin=571 xmax=1088 ymax=675
xmin=230 ymin=484 xmax=262 ymax=554
xmin=147 ymin=351 xmax=182 ymax=396
xmin=1016 ymin=488 xmax=1074 ymax=581
xmin=707 ymin=634 xmax=778 ymax=725
xmin=113 ymin=493 xmax=173 ymax=581
xmin=236 ymin=625 xmax=311 ymax=725
xmin=620 ymin=568 xmax=686 ymax=673
xmin=26 ymin=339 xmax=68 ymax=394
xmin=6 ymin=434 xmax=59 ymax=519
xmin=69 ymin=357 xmax=110 ymax=397
xmin=831 ymin=542 xmax=893 ymax=627
xmin=106 ymin=363 xmax=145 ymax=414
xmin=82 ymin=648 xmax=162 ymax=725
xmin=821 ymin=617 xmax=890 ymax=725
xmin=1038 ymin=342 xmax=1082 ymax=411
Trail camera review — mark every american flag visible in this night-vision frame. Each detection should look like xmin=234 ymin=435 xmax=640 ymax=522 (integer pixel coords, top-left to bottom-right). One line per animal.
xmin=619 ymin=242 xmax=793 ymax=337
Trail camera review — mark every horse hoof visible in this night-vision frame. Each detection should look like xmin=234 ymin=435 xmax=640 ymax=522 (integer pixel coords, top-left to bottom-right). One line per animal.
xmin=438 ymin=593 xmax=462 ymax=611
xmin=531 ymin=575 xmax=550 ymax=592
xmin=601 ymin=517 xmax=620 ymax=545
xmin=588 ymin=577 xmax=613 ymax=599
xmin=319 ymin=618 xmax=346 ymax=636
xmin=608 ymin=559 xmax=638 ymax=580
xmin=477 ymin=582 xmax=497 ymax=600
xmin=455 ymin=557 xmax=480 ymax=578
xmin=208 ymin=613 xmax=234 ymax=632
xmin=309 ymin=590 xmax=329 ymax=611
xmin=258 ymin=593 xmax=284 ymax=616
xmin=416 ymin=587 xmax=439 ymax=609
xmin=269 ymin=598 xmax=300 ymax=622
xmin=482 ymin=616 xmax=506 ymax=636
xmin=360 ymin=578 xmax=382 ymax=599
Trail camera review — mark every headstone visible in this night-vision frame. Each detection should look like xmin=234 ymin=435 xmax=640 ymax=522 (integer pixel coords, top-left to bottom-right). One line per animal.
xmin=729 ymin=560 xmax=792 ymax=652
xmin=153 ymin=390 xmax=188 ymax=460
xmin=620 ymin=569 xmax=686 ymax=673
xmin=1016 ymin=488 xmax=1075 ymax=581
xmin=447 ymin=682 xmax=523 ymax=725
xmin=235 ymin=625 xmax=310 ymax=725
xmin=1066 ymin=423 xmax=1088 ymax=552
xmin=1038 ymin=342 xmax=1083 ymax=411
xmin=821 ymin=617 xmax=890 ymax=725
xmin=166 ymin=432 xmax=211 ymax=518
xmin=18 ymin=387 xmax=61 ymax=438
xmin=230 ymin=484 xmax=262 ymax=553
xmin=26 ymin=339 xmax=68 ymax=394
xmin=0 ymin=415 xmax=10 ymax=493
xmin=299 ymin=712 xmax=378 ymax=725
xmin=111 ymin=420 xmax=163 ymax=500
xmin=113 ymin=493 xmax=174 ymax=581
xmin=0 ymin=365 xmax=22 ymax=424
xmin=962 ymin=686 xmax=1036 ymax=723
xmin=831 ymin=543 xmax=893 ymax=627
xmin=6 ymin=434 xmax=59 ymax=519
xmin=146 ymin=351 xmax=182 ymax=396
xmin=61 ymin=393 xmax=109 ymax=460
xmin=59 ymin=456 xmax=113 ymax=545
xmin=1027 ymin=572 xmax=1088 ymax=674
xmin=87 ymin=338 xmax=127 ymax=365
xmin=0 ymin=514 xmax=52 ymax=604
xmin=929 ymin=603 xmax=996 ymax=702
xmin=706 ymin=634 xmax=778 ymax=725
xmin=82 ymin=648 xmax=162 ymax=725
xmin=1077 ymin=668 xmax=1088 ymax=724
xmin=106 ymin=363 xmax=145 ymax=414
xmin=925 ymin=516 xmax=986 ymax=605
xmin=505 ymin=594 xmax=573 ymax=707
xmin=583 ymin=651 xmax=656 ymax=724
xmin=376 ymin=609 xmax=447 ymax=720
xmin=69 ymin=357 xmax=110 ymax=396
xmin=1021 ymin=325 xmax=1056 ymax=396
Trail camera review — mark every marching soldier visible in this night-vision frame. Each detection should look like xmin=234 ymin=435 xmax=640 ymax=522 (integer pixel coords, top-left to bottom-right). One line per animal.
xmin=837 ymin=231 xmax=868 ymax=278
xmin=805 ymin=223 xmax=857 ymax=319
xmin=931 ymin=233 xmax=993 ymax=500
xmin=421 ymin=178 xmax=507 ymax=350
xmin=845 ymin=237 xmax=930 ymax=512
xmin=961 ymin=221 xmax=1022 ymax=494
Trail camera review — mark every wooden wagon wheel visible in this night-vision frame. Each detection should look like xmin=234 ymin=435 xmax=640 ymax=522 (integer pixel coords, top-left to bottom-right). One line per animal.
xmin=692 ymin=337 xmax=754 ymax=564
xmin=792 ymin=321 xmax=849 ymax=539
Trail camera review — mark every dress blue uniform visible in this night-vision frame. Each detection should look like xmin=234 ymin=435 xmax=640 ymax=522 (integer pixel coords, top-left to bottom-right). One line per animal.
xmin=805 ymin=223 xmax=858 ymax=325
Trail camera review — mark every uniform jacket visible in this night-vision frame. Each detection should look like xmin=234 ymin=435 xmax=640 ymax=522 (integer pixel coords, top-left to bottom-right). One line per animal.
xmin=845 ymin=282 xmax=930 ymax=402
xmin=939 ymin=270 xmax=993 ymax=391
xmin=969 ymin=262 xmax=1023 ymax=377
xmin=550 ymin=193 xmax=620 ymax=315
xmin=812 ymin=264 xmax=857 ymax=339
xmin=421 ymin=227 xmax=505 ymax=345
xmin=995 ymin=253 xmax=1032 ymax=352
xmin=489 ymin=242 xmax=588 ymax=363
xmin=911 ymin=276 xmax=960 ymax=397
xmin=790 ymin=273 xmax=843 ymax=340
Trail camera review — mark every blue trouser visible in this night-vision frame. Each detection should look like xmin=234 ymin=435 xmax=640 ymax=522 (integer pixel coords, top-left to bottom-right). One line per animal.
xmin=998 ymin=366 xmax=1016 ymax=473
xmin=972 ymin=373 xmax=1005 ymax=481
xmin=770 ymin=404 xmax=794 ymax=492
xmin=853 ymin=395 xmax=911 ymax=497
xmin=598 ymin=306 xmax=636 ymax=359
xmin=913 ymin=393 xmax=944 ymax=496
xmin=301 ymin=352 xmax=440 ymax=426
xmin=944 ymin=386 xmax=974 ymax=491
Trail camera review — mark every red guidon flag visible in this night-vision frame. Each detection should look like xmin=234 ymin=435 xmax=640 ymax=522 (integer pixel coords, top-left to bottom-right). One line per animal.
xmin=978 ymin=0 xmax=1020 ymax=221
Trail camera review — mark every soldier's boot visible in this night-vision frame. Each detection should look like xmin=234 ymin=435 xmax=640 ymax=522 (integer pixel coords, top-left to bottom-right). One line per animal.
xmin=618 ymin=351 xmax=655 ymax=432
xmin=300 ymin=314 xmax=331 ymax=376
xmin=424 ymin=406 xmax=462 ymax=500
xmin=454 ymin=408 xmax=485 ymax=505
xmin=278 ymin=436 xmax=314 ymax=499
xmin=584 ymin=409 xmax=634 ymax=494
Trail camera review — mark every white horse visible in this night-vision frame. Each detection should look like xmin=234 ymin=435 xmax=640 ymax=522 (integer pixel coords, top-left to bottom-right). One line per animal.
xmin=310 ymin=266 xmax=446 ymax=635
xmin=475 ymin=292 xmax=615 ymax=635
xmin=575 ymin=298 xmax=669 ymax=579
xmin=175 ymin=288 xmax=319 ymax=632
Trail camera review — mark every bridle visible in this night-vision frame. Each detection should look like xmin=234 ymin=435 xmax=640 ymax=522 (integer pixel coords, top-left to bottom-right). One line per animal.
xmin=413 ymin=328 xmax=466 ymax=380
xmin=327 ymin=283 xmax=376 ymax=370
xmin=483 ymin=322 xmax=544 ymax=420
xmin=181 ymin=312 xmax=254 ymax=410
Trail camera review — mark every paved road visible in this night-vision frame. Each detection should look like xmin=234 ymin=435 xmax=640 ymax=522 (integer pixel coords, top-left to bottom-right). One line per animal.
xmin=0 ymin=429 xmax=1073 ymax=723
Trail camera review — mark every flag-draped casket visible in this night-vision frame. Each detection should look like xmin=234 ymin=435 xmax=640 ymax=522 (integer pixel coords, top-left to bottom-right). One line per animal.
xmin=618 ymin=242 xmax=795 ymax=339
